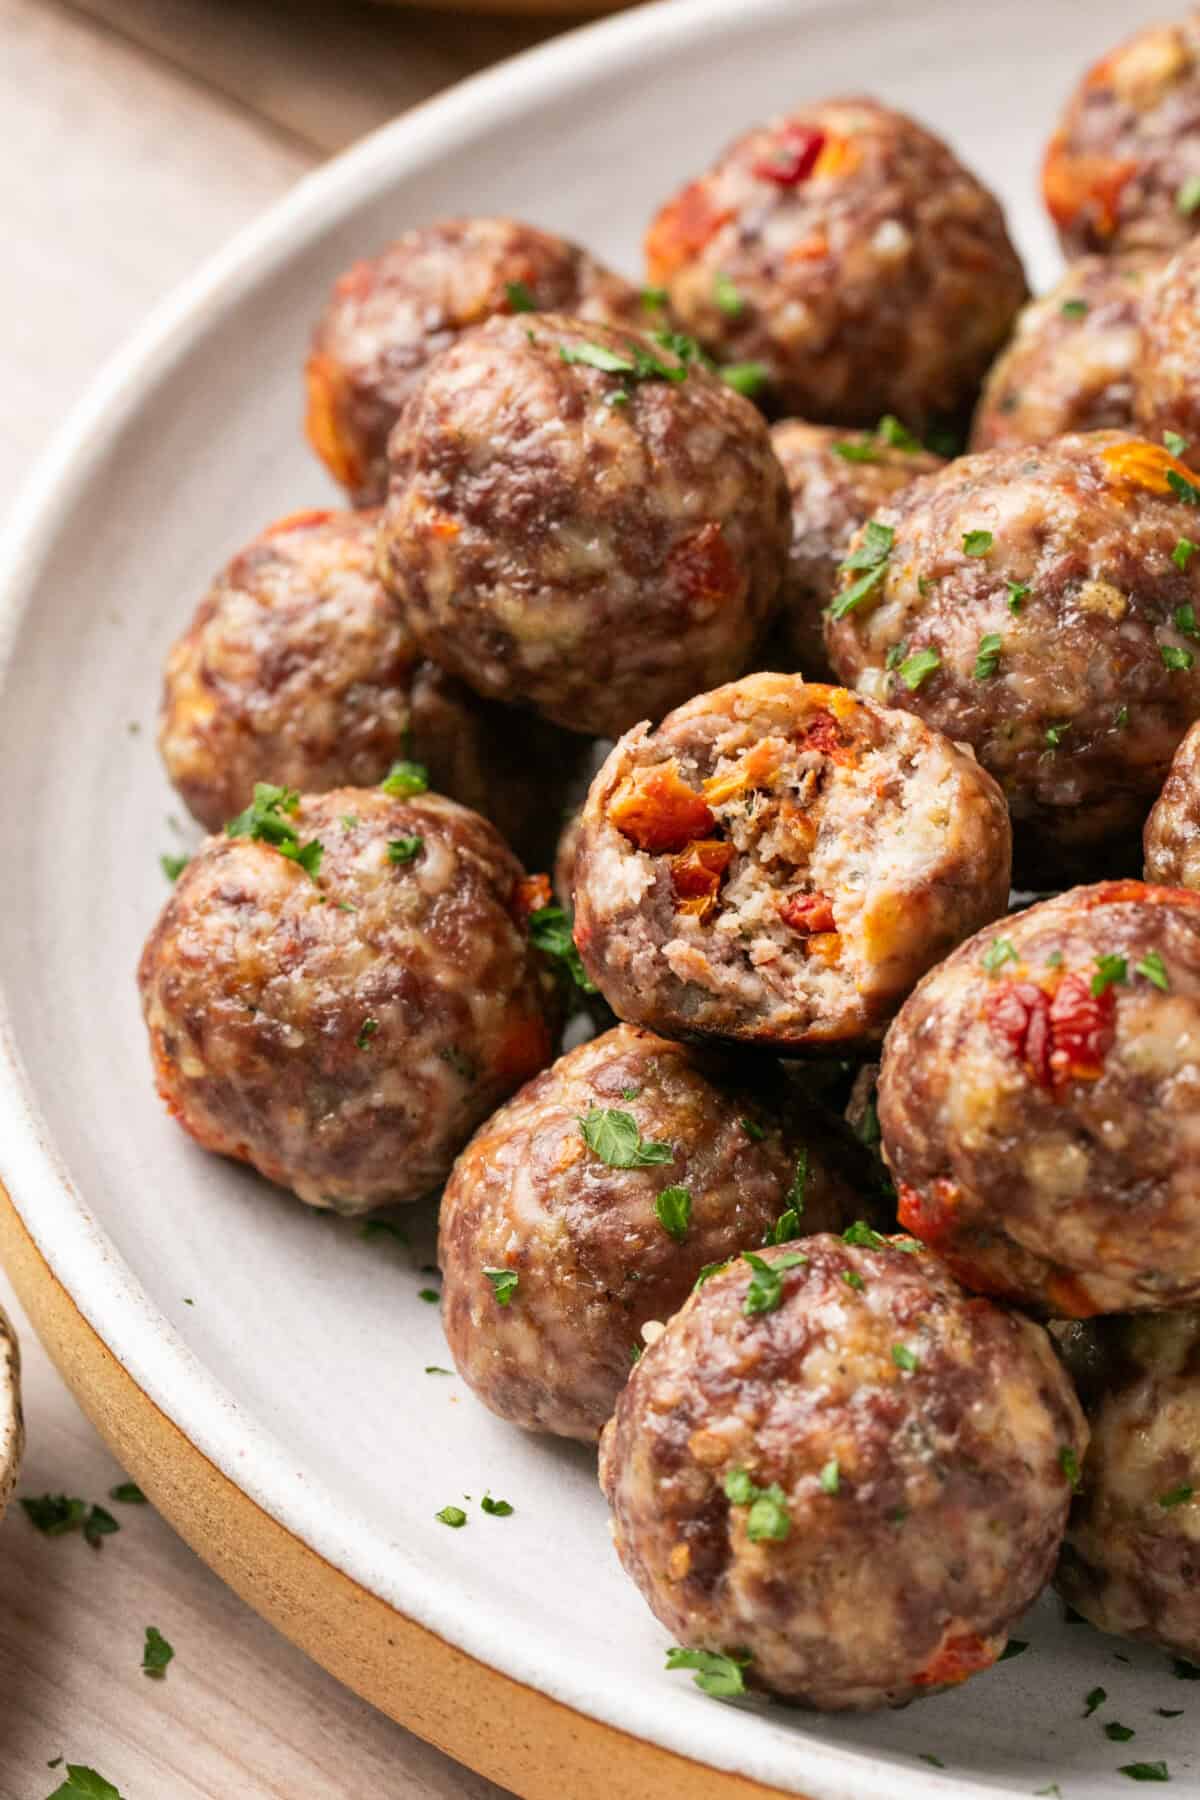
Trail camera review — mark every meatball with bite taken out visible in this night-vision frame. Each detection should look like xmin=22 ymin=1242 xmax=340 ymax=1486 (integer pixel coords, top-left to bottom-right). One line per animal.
xmin=1043 ymin=13 xmax=1200 ymax=260
xmin=825 ymin=431 xmax=1200 ymax=880
xmin=306 ymin=217 xmax=647 ymax=506
xmin=572 ymin=673 xmax=1011 ymax=1051
xmin=645 ymin=96 xmax=1027 ymax=430
xmin=600 ymin=1232 xmax=1086 ymax=1709
xmin=881 ymin=880 xmax=1200 ymax=1316
xmin=157 ymin=506 xmax=584 ymax=866
xmin=378 ymin=313 xmax=790 ymax=739
xmin=767 ymin=419 xmax=942 ymax=679
xmin=438 ymin=1023 xmax=882 ymax=1443
xmin=138 ymin=787 xmax=559 ymax=1213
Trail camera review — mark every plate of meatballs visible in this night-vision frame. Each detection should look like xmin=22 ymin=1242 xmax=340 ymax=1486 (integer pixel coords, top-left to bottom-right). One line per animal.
xmin=6 ymin=0 xmax=1200 ymax=1794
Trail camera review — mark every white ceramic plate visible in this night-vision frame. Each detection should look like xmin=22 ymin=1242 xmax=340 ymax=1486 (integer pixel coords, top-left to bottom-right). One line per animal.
xmin=1 ymin=1 xmax=1196 ymax=1794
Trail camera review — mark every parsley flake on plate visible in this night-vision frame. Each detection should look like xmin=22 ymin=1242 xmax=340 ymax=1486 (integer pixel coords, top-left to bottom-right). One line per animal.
xmin=480 ymin=1494 xmax=514 ymax=1517
xmin=160 ymin=852 xmax=188 ymax=882
xmin=436 ymin=1505 xmax=467 ymax=1528
xmin=1084 ymin=1687 xmax=1107 ymax=1716
xmin=664 ymin=1646 xmax=750 ymax=1699
xmin=1117 ymin=1762 xmax=1169 ymax=1782
xmin=1106 ymin=1723 xmax=1136 ymax=1743
xmin=578 ymin=1108 xmax=672 ymax=1168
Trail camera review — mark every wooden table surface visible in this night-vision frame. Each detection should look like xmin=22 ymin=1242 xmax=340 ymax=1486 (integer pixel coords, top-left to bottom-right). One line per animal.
xmin=0 ymin=2 xmax=598 ymax=1792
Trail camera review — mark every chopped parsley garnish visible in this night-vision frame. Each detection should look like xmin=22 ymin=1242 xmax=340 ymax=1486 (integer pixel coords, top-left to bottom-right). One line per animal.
xmin=767 ymin=1204 xmax=801 ymax=1245
xmin=629 ymin=1342 xmax=643 ymax=1364
xmin=1157 ymin=1710 xmax=1184 ymax=1718
xmin=355 ymin=1018 xmax=380 ymax=1049
xmin=920 ymin=1753 xmax=946 ymax=1769
xmin=20 ymin=1494 xmax=119 ymax=1548
xmin=380 ymin=760 xmax=429 ymax=797
xmin=1174 ymin=537 xmax=1197 ymax=571
xmin=83 ymin=1506 xmax=119 ymax=1549
xmin=1173 ymin=1657 xmax=1200 ymax=1679
xmin=1035 ymin=1784 xmax=1062 ymax=1798
xmin=665 ymin=1646 xmax=749 ymax=1699
xmin=891 ymin=1343 xmax=919 ymax=1373
xmin=655 ymin=1185 xmax=692 ymax=1243
xmin=742 ymin=1249 xmax=806 ymax=1317
xmin=885 ymin=640 xmax=908 ymax=670
xmin=1084 ymin=1686 xmax=1107 ymax=1717
xmin=1166 ymin=430 xmax=1190 ymax=457
xmin=560 ymin=341 xmax=639 ymax=375
xmin=1163 ymin=642 xmax=1195 ymax=671
xmin=621 ymin=1085 xmax=641 ymax=1100
xmin=982 ymin=937 xmax=1018 ymax=974
xmin=1061 ymin=298 xmax=1089 ymax=318
xmin=360 ymin=1218 xmax=409 ymax=1247
xmin=819 ymin=1457 xmax=840 ymax=1495
xmin=160 ymin=852 xmax=189 ymax=882
xmin=1117 ymin=1763 xmax=1169 ymax=1782
xmin=842 ymin=1269 xmax=865 ymax=1291
xmin=963 ymin=529 xmax=994 ymax=557
xmin=527 ymin=902 xmax=597 ymax=996
xmin=694 ymin=1260 xmax=728 ymax=1289
xmin=142 ymin=1625 xmax=174 ymax=1680
xmin=830 ymin=520 xmax=894 ymax=620
xmin=480 ymin=1494 xmax=514 ymax=1517
xmin=1168 ymin=466 xmax=1200 ymax=507
xmin=843 ymin=1220 xmax=887 ymax=1249
xmin=387 ymin=836 xmax=423 ymax=864
xmin=973 ymin=633 xmax=1003 ymax=679
xmin=578 ymin=1108 xmax=672 ymax=1168
xmin=713 ymin=271 xmax=745 ymax=317
xmin=1159 ymin=1483 xmax=1194 ymax=1509
xmin=425 ymin=1365 xmax=453 ymax=1375
xmin=832 ymin=437 xmax=879 ymax=463
xmin=1006 ymin=578 xmax=1030 ymax=613
xmin=109 ymin=1483 xmax=146 ymax=1505
xmin=417 ymin=1288 xmax=440 ymax=1304
xmin=484 ymin=1267 xmax=518 ymax=1307
xmin=1106 ymin=1723 xmax=1136 ymax=1742
xmin=1178 ymin=176 xmax=1200 ymax=215
xmin=720 ymin=361 xmax=768 ymax=398
xmin=1092 ymin=953 xmax=1128 ymax=996
xmin=505 ymin=280 xmax=536 ymax=313
xmin=224 ymin=783 xmax=323 ymax=879
xmin=641 ymin=286 xmax=668 ymax=310
xmin=878 ymin=414 xmax=920 ymax=450
xmin=1115 ymin=704 xmax=1130 ymax=729
xmin=1137 ymin=951 xmax=1170 ymax=990
xmin=1059 ymin=1445 xmax=1082 ymax=1490
xmin=46 ymin=1766 xmax=127 ymax=1800
xmin=739 ymin=1116 xmax=767 ymax=1141
xmin=1045 ymin=721 xmax=1072 ymax=749
xmin=723 ymin=1470 xmax=791 ymax=1541
xmin=898 ymin=647 xmax=940 ymax=690
xmin=436 ymin=1505 xmax=467 ymax=1528
xmin=1176 ymin=603 xmax=1200 ymax=639
xmin=783 ymin=1148 xmax=808 ymax=1216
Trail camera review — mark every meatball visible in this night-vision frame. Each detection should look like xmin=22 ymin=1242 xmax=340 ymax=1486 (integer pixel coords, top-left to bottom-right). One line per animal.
xmin=1134 ymin=238 xmax=1200 ymax=464
xmin=825 ymin=431 xmax=1200 ymax=878
xmin=157 ymin=507 xmax=584 ymax=864
xmin=306 ymin=217 xmax=646 ymax=505
xmin=644 ymin=97 xmax=1027 ymax=429
xmin=138 ymin=787 xmax=559 ymax=1212
xmin=1056 ymin=1311 xmax=1200 ymax=1660
xmin=768 ymin=420 xmax=943 ymax=678
xmin=573 ymin=674 xmax=1011 ymax=1050
xmin=880 ymin=880 xmax=1200 ymax=1316
xmin=438 ymin=1024 xmax=880 ymax=1443
xmin=378 ymin=314 xmax=789 ymax=739
xmin=1043 ymin=14 xmax=1200 ymax=260
xmin=1146 ymin=717 xmax=1200 ymax=886
xmin=971 ymin=257 xmax=1151 ymax=452
xmin=599 ymin=1233 xmax=1086 ymax=1710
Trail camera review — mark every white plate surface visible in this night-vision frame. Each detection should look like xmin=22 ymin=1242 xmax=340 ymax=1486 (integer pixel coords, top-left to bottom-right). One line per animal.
xmin=0 ymin=2 xmax=1195 ymax=1795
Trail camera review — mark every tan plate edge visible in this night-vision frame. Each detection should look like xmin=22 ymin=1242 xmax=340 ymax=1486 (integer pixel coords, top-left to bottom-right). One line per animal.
xmin=0 ymin=1180 xmax=799 ymax=1800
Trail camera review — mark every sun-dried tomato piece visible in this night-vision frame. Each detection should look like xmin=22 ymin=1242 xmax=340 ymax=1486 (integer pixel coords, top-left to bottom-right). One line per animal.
xmin=1042 ymin=144 xmax=1137 ymax=237
xmin=795 ymin=709 xmax=844 ymax=756
xmin=668 ymin=522 xmax=741 ymax=612
xmin=778 ymin=892 xmax=836 ymax=935
xmin=495 ymin=1010 xmax=554 ymax=1085
xmin=1100 ymin=436 xmax=1195 ymax=497
xmin=644 ymin=184 xmax=733 ymax=277
xmin=912 ymin=1630 xmax=999 ymax=1690
xmin=609 ymin=763 xmax=715 ymax=854
xmin=511 ymin=873 xmax=553 ymax=926
xmin=671 ymin=838 xmax=734 ymax=921
xmin=702 ymin=739 xmax=783 ymax=807
xmin=754 ymin=126 xmax=827 ymax=187
xmin=1047 ymin=971 xmax=1116 ymax=1083
xmin=984 ymin=981 xmax=1054 ymax=1087
xmin=304 ymin=351 xmax=365 ymax=494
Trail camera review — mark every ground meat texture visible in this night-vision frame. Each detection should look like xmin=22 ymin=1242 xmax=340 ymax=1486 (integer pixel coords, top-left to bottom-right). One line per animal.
xmin=157 ymin=508 xmax=584 ymax=864
xmin=1056 ymin=1311 xmax=1200 ymax=1659
xmin=825 ymin=431 xmax=1200 ymax=880
xmin=437 ymin=1024 xmax=882 ymax=1443
xmin=305 ymin=217 xmax=646 ymax=505
xmin=599 ymin=1235 xmax=1085 ymax=1710
xmin=768 ymin=421 xmax=943 ymax=679
xmin=1134 ymin=238 xmax=1200 ymax=465
xmin=1146 ymin=718 xmax=1200 ymax=887
xmin=970 ymin=257 xmax=1152 ymax=453
xmin=644 ymin=97 xmax=1027 ymax=430
xmin=1043 ymin=14 xmax=1200 ymax=260
xmin=137 ymin=789 xmax=559 ymax=1212
xmin=880 ymin=880 xmax=1200 ymax=1316
xmin=377 ymin=314 xmax=789 ymax=739
xmin=572 ymin=674 xmax=1011 ymax=1051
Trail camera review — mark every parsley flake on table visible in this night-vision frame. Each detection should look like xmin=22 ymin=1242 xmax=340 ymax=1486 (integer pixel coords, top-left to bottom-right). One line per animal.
xmin=655 ymin=1185 xmax=692 ymax=1243
xmin=982 ymin=937 xmax=1018 ymax=974
xmin=436 ymin=1505 xmax=467 ymax=1528
xmin=1106 ymin=1723 xmax=1136 ymax=1742
xmin=380 ymin=759 xmax=429 ymax=797
xmin=1173 ymin=537 xmax=1197 ymax=571
xmin=160 ymin=852 xmax=188 ymax=882
xmin=224 ymin=783 xmax=323 ymax=878
xmin=480 ymin=1494 xmax=514 ymax=1517
xmin=578 ymin=1108 xmax=672 ymax=1168
xmin=830 ymin=520 xmax=894 ymax=620
xmin=920 ymin=1753 xmax=946 ymax=1768
xmin=742 ymin=1249 xmax=806 ymax=1317
xmin=109 ymin=1483 xmax=146 ymax=1505
xmin=46 ymin=1766 xmax=127 ymax=1800
xmin=425 ymin=1365 xmax=453 ymax=1376
xmin=1085 ymin=1687 xmax=1107 ymax=1716
xmin=1092 ymin=953 xmax=1128 ymax=996
xmin=1157 ymin=1709 xmax=1184 ymax=1718
xmin=713 ymin=271 xmax=744 ymax=317
xmin=387 ymin=836 xmax=423 ymax=864
xmin=719 ymin=361 xmax=768 ymax=398
xmin=665 ymin=1647 xmax=749 ymax=1699
xmin=142 ymin=1625 xmax=174 ymax=1680
xmin=527 ymin=902 xmax=597 ymax=997
xmin=1159 ymin=1483 xmax=1194 ymax=1509
xmin=1117 ymin=1762 xmax=1169 ymax=1781
xmin=1061 ymin=298 xmax=1089 ymax=318
xmin=83 ymin=1505 xmax=119 ymax=1550
xmin=417 ymin=1288 xmax=440 ymax=1305
xmin=963 ymin=529 xmax=994 ymax=556
xmin=898 ymin=647 xmax=940 ymax=690
xmin=484 ymin=1267 xmax=518 ymax=1307
xmin=21 ymin=1494 xmax=87 ymax=1535
xmin=505 ymin=280 xmax=535 ymax=313
xmin=974 ymin=633 xmax=1003 ymax=679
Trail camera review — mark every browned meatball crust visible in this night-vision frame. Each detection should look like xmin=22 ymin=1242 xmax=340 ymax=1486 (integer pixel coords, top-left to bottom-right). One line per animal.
xmin=1056 ymin=1311 xmax=1200 ymax=1659
xmin=378 ymin=314 xmax=789 ymax=739
xmin=971 ymin=258 xmax=1151 ymax=453
xmin=306 ymin=217 xmax=646 ymax=505
xmin=1044 ymin=14 xmax=1200 ymax=259
xmin=767 ymin=421 xmax=942 ymax=678
xmin=438 ymin=1024 xmax=881 ymax=1443
xmin=138 ymin=788 xmax=559 ymax=1212
xmin=881 ymin=881 xmax=1200 ymax=1317
xmin=157 ymin=507 xmax=583 ymax=861
xmin=600 ymin=1234 xmax=1086 ymax=1710
xmin=573 ymin=674 xmax=1011 ymax=1051
xmin=644 ymin=96 xmax=1027 ymax=429
xmin=1146 ymin=716 xmax=1200 ymax=886
xmin=825 ymin=431 xmax=1200 ymax=878
xmin=1134 ymin=237 xmax=1200 ymax=465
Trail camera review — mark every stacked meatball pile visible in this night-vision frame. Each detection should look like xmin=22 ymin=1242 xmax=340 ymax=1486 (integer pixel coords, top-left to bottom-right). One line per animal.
xmin=138 ymin=22 xmax=1200 ymax=1721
